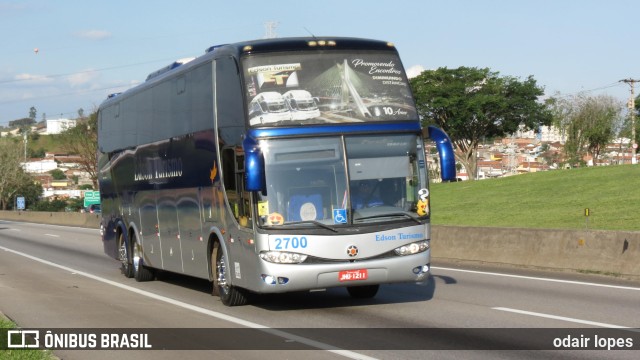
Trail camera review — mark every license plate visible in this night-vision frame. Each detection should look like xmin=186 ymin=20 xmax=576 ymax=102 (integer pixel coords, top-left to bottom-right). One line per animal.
xmin=338 ymin=269 xmax=368 ymax=282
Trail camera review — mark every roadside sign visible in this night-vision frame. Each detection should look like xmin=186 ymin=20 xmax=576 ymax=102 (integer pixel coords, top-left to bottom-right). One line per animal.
xmin=16 ymin=197 xmax=25 ymax=210
xmin=84 ymin=191 xmax=101 ymax=207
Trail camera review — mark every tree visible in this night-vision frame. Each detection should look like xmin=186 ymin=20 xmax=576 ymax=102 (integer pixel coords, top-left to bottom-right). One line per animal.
xmin=620 ymin=94 xmax=640 ymax=148
xmin=58 ymin=111 xmax=98 ymax=188
xmin=49 ymin=168 xmax=67 ymax=180
xmin=581 ymin=96 xmax=621 ymax=162
xmin=29 ymin=106 xmax=37 ymax=121
xmin=8 ymin=118 xmax=36 ymax=128
xmin=0 ymin=139 xmax=33 ymax=210
xmin=549 ymin=94 xmax=622 ymax=165
xmin=15 ymin=179 xmax=43 ymax=210
xmin=32 ymin=197 xmax=67 ymax=212
xmin=410 ymin=67 xmax=552 ymax=180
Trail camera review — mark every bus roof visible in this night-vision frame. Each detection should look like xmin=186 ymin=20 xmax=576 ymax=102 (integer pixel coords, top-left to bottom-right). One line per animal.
xmin=216 ymin=37 xmax=396 ymax=54
xmin=99 ymin=37 xmax=398 ymax=108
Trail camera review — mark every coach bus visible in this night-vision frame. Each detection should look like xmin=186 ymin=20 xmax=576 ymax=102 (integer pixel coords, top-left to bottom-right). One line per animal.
xmin=97 ymin=37 xmax=456 ymax=306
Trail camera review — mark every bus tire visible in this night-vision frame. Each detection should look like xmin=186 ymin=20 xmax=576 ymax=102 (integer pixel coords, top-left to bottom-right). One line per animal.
xmin=132 ymin=236 xmax=154 ymax=282
xmin=212 ymin=243 xmax=248 ymax=306
xmin=347 ymin=285 xmax=379 ymax=299
xmin=118 ymin=233 xmax=134 ymax=278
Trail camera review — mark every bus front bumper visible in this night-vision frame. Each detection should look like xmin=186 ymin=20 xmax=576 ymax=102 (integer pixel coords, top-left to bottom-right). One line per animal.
xmin=250 ymin=251 xmax=430 ymax=293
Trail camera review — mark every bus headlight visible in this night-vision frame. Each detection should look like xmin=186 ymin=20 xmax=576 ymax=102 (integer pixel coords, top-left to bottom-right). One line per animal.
xmin=259 ymin=251 xmax=308 ymax=264
xmin=394 ymin=241 xmax=429 ymax=256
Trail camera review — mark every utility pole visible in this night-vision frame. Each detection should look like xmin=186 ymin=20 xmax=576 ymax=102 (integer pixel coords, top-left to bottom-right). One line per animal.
xmin=620 ymin=78 xmax=639 ymax=164
xmin=23 ymin=129 xmax=28 ymax=163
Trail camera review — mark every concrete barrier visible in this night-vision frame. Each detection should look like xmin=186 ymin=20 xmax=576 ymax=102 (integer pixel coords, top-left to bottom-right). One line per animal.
xmin=0 ymin=210 xmax=100 ymax=229
xmin=1 ymin=211 xmax=638 ymax=279
xmin=432 ymin=225 xmax=640 ymax=279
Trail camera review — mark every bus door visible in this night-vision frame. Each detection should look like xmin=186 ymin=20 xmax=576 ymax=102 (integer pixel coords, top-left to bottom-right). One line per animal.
xmin=221 ymin=146 xmax=251 ymax=227
xmin=220 ymin=146 xmax=254 ymax=285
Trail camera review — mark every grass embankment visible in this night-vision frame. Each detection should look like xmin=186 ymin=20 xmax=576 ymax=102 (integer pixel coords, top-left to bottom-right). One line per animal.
xmin=28 ymin=134 xmax=67 ymax=154
xmin=430 ymin=165 xmax=640 ymax=231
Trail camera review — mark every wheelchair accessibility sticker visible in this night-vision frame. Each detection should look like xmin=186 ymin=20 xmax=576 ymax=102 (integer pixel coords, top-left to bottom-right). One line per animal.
xmin=333 ymin=209 xmax=347 ymax=224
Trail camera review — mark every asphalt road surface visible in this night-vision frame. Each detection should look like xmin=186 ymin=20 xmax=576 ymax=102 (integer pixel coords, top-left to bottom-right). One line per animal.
xmin=1 ymin=220 xmax=638 ymax=360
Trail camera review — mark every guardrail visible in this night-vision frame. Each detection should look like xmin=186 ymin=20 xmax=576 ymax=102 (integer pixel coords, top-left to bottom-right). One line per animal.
xmin=1 ymin=211 xmax=638 ymax=279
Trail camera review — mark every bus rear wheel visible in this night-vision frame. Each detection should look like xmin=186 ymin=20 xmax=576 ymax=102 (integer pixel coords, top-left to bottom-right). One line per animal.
xmin=212 ymin=243 xmax=248 ymax=306
xmin=132 ymin=236 xmax=154 ymax=282
xmin=347 ymin=285 xmax=379 ymax=299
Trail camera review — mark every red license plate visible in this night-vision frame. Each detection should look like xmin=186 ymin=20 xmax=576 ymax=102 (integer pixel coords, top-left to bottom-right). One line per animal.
xmin=338 ymin=269 xmax=368 ymax=282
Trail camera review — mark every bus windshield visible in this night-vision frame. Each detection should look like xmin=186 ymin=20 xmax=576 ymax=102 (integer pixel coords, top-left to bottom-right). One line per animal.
xmin=256 ymin=134 xmax=428 ymax=228
xmin=242 ymin=50 xmax=417 ymax=126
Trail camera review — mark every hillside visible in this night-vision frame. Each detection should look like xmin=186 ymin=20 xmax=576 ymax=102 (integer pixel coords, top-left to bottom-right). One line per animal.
xmin=430 ymin=165 xmax=640 ymax=231
xmin=28 ymin=133 xmax=69 ymax=155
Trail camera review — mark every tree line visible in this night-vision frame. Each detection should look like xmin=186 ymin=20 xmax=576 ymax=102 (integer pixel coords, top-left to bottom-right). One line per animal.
xmin=410 ymin=67 xmax=638 ymax=179
xmin=0 ymin=111 xmax=97 ymax=210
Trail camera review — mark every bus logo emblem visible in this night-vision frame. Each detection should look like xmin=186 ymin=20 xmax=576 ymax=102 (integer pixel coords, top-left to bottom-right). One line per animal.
xmin=347 ymin=245 xmax=358 ymax=257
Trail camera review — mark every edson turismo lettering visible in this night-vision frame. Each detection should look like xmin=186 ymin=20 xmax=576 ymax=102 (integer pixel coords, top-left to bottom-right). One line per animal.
xmin=375 ymin=232 xmax=423 ymax=241
xmin=134 ymin=158 xmax=183 ymax=181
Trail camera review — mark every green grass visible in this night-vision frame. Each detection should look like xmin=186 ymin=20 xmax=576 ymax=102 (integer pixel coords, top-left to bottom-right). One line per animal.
xmin=28 ymin=134 xmax=68 ymax=154
xmin=0 ymin=317 xmax=54 ymax=360
xmin=3 ymin=133 xmax=68 ymax=155
xmin=430 ymin=165 xmax=640 ymax=231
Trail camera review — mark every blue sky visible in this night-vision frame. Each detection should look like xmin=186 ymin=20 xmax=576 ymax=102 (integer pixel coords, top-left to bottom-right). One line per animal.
xmin=1 ymin=0 xmax=638 ymax=125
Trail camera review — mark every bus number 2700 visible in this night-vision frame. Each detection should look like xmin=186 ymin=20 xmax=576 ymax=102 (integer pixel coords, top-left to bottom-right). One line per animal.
xmin=274 ymin=236 xmax=308 ymax=250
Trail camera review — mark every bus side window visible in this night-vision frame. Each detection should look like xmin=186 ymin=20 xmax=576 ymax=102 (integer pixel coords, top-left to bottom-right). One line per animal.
xmin=222 ymin=147 xmax=252 ymax=228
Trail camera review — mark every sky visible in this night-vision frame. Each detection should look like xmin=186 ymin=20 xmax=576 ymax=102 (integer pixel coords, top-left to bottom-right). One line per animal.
xmin=1 ymin=0 xmax=639 ymax=126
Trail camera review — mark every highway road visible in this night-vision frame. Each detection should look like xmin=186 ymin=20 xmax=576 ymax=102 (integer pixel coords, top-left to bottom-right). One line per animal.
xmin=1 ymin=220 xmax=638 ymax=360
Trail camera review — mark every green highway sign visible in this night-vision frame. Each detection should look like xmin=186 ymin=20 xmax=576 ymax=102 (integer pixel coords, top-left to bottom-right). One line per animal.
xmin=84 ymin=191 xmax=101 ymax=207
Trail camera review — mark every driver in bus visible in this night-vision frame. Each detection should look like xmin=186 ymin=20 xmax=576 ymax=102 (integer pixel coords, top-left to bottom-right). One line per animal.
xmin=351 ymin=180 xmax=384 ymax=209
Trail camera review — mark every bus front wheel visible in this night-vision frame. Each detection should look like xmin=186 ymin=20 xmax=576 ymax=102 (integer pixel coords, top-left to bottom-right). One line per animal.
xmin=347 ymin=285 xmax=379 ymax=299
xmin=212 ymin=243 xmax=248 ymax=306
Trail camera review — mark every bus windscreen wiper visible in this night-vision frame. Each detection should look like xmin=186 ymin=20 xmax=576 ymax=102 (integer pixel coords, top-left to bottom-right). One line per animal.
xmin=354 ymin=212 xmax=422 ymax=224
xmin=273 ymin=220 xmax=339 ymax=233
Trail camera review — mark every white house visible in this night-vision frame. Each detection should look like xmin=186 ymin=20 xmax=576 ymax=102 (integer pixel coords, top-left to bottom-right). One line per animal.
xmin=515 ymin=125 xmax=565 ymax=143
xmin=46 ymin=118 xmax=76 ymax=134
xmin=22 ymin=158 xmax=58 ymax=173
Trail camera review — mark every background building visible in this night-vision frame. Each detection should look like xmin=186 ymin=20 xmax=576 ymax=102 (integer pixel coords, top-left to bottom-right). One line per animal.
xmin=45 ymin=118 xmax=76 ymax=134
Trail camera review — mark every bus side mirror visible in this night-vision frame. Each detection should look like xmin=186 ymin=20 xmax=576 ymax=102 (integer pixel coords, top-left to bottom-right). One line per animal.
xmin=243 ymin=136 xmax=265 ymax=192
xmin=427 ymin=126 xmax=457 ymax=182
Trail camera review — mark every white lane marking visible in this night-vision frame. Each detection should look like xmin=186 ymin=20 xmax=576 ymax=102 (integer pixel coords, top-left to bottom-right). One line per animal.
xmin=44 ymin=234 xmax=60 ymax=238
xmin=492 ymin=307 xmax=635 ymax=330
xmin=0 ymin=245 xmax=377 ymax=360
xmin=433 ymin=266 xmax=640 ymax=291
